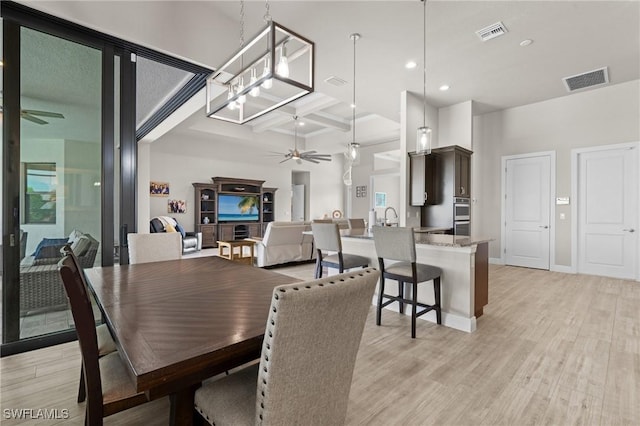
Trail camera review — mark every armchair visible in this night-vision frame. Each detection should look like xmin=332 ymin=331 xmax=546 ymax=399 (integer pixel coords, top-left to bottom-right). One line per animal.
xmin=150 ymin=216 xmax=201 ymax=254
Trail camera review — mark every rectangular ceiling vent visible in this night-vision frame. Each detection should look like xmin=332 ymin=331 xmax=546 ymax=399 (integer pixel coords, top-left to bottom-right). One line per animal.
xmin=563 ymin=67 xmax=609 ymax=92
xmin=476 ymin=22 xmax=508 ymax=42
xmin=324 ymin=76 xmax=347 ymax=87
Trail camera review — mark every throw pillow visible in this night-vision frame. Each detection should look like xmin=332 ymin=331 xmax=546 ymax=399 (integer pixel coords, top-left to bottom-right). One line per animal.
xmin=174 ymin=222 xmax=186 ymax=238
xmin=67 ymin=229 xmax=82 ymax=244
xmin=70 ymin=235 xmax=91 ymax=257
xmin=165 ymin=223 xmax=177 ymax=233
xmin=32 ymin=238 xmax=69 ymax=258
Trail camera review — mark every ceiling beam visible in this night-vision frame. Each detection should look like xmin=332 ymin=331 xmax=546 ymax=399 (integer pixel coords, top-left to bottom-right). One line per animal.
xmin=303 ymin=113 xmax=350 ymax=132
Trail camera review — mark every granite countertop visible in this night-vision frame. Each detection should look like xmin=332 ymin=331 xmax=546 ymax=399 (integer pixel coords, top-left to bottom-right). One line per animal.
xmin=341 ymin=228 xmax=492 ymax=247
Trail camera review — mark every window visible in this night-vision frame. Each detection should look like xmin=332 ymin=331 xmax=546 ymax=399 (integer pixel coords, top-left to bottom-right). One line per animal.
xmin=24 ymin=162 xmax=57 ymax=224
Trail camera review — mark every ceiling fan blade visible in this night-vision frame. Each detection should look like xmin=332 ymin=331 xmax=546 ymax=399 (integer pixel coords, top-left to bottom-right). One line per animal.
xmin=22 ymin=109 xmax=65 ymax=119
xmin=305 ymin=155 xmax=332 ymax=161
xmin=304 ymin=158 xmax=320 ymax=164
xmin=300 ymin=150 xmax=317 ymax=155
xmin=279 ymin=157 xmax=292 ymax=163
xmin=21 ymin=113 xmax=48 ymax=125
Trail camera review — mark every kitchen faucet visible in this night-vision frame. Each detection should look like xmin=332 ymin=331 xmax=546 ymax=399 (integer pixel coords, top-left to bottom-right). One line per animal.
xmin=384 ymin=207 xmax=398 ymax=225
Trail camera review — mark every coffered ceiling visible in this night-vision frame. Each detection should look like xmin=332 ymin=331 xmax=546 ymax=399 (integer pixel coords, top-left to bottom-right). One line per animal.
xmin=15 ymin=0 xmax=640 ymax=156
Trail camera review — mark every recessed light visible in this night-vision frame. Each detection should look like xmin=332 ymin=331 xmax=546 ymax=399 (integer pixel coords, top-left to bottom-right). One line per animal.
xmin=520 ymin=39 xmax=533 ymax=47
xmin=350 ymin=103 xmax=356 ymax=109
xmin=439 ymin=85 xmax=450 ymax=91
xmin=405 ymin=61 xmax=417 ymax=69
xmin=298 ymin=121 xmax=305 ymax=126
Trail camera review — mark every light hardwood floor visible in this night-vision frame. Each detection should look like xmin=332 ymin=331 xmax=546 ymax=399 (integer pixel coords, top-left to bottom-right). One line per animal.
xmin=1 ymin=264 xmax=639 ymax=425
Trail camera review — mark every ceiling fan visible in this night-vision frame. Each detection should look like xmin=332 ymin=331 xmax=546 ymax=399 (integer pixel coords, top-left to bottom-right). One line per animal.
xmin=273 ymin=116 xmax=332 ymax=164
xmin=20 ymin=109 xmax=65 ymax=125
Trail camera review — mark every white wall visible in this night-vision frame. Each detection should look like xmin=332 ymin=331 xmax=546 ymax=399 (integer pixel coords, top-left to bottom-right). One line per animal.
xmin=438 ymin=100 xmax=473 ymax=150
xmin=473 ymin=79 xmax=640 ymax=264
xmin=145 ymin=133 xmax=344 ymax=232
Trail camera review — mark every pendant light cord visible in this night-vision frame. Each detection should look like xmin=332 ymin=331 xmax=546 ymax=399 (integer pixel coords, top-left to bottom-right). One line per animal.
xmin=352 ymin=34 xmax=357 ymax=146
xmin=422 ymin=0 xmax=427 ymax=128
xmin=264 ymin=0 xmax=272 ymax=23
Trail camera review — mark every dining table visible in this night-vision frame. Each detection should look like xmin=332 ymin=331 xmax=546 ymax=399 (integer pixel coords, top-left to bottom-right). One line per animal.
xmin=84 ymin=255 xmax=301 ymax=426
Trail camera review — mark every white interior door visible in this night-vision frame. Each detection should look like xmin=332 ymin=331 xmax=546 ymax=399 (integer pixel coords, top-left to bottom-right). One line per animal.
xmin=292 ymin=184 xmax=305 ymax=221
xmin=577 ymin=145 xmax=638 ymax=279
xmin=504 ymin=155 xmax=551 ymax=269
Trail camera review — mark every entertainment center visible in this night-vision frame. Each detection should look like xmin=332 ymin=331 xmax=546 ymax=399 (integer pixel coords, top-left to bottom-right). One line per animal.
xmin=193 ymin=177 xmax=277 ymax=248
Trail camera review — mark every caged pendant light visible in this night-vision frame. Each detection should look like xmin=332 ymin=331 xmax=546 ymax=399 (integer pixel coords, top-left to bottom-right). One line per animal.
xmin=416 ymin=0 xmax=432 ymax=154
xmin=206 ymin=0 xmax=315 ymax=124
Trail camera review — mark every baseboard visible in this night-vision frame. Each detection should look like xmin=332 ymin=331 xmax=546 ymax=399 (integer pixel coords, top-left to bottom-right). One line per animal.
xmin=371 ymin=297 xmax=476 ymax=333
xmin=550 ymin=264 xmax=575 ymax=274
xmin=489 ymin=257 xmax=504 ymax=265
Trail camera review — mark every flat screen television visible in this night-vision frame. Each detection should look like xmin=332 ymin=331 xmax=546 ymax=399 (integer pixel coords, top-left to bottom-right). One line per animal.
xmin=218 ymin=194 xmax=260 ymax=222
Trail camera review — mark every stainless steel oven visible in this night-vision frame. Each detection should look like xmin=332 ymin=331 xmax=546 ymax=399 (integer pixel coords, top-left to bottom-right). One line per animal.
xmin=454 ymin=221 xmax=470 ymax=236
xmin=454 ymin=197 xmax=470 ymax=221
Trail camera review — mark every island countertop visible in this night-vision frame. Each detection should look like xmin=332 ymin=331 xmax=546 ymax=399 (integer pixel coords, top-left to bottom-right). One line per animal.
xmin=341 ymin=228 xmax=492 ymax=247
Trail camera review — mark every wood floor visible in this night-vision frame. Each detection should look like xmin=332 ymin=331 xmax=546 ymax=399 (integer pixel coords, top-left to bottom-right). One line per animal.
xmin=1 ymin=264 xmax=639 ymax=425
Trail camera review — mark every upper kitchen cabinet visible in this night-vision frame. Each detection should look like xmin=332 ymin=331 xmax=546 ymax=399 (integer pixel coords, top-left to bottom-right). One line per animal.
xmin=454 ymin=148 xmax=471 ymax=197
xmin=410 ymin=152 xmax=438 ymax=206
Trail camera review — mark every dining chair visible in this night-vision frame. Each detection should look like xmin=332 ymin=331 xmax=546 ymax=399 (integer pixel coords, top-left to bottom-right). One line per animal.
xmin=58 ymin=254 xmax=150 ymax=425
xmin=60 ymin=244 xmax=117 ymax=403
xmin=372 ymin=226 xmax=442 ymax=338
xmin=348 ymin=218 xmax=366 ymax=229
xmin=194 ymin=268 xmax=380 ymax=426
xmin=127 ymin=232 xmax=182 ymax=264
xmin=311 ymin=223 xmax=369 ymax=278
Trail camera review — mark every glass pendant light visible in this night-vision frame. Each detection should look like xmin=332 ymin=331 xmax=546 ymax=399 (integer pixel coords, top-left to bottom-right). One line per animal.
xmin=347 ymin=33 xmax=361 ymax=165
xmin=416 ymin=0 xmax=432 ymax=154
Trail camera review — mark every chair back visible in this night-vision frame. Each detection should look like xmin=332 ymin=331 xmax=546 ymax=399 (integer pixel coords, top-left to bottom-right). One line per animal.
xmin=348 ymin=218 xmax=366 ymax=229
xmin=127 ymin=232 xmax=182 ymax=264
xmin=58 ymin=255 xmax=104 ymax=421
xmin=372 ymin=226 xmax=416 ymax=262
xmin=311 ymin=223 xmax=342 ymax=252
xmin=256 ymin=268 xmax=380 ymax=425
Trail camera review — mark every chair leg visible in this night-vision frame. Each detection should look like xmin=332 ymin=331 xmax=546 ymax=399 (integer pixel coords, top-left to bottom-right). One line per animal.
xmin=77 ymin=364 xmax=86 ymax=403
xmin=398 ymin=281 xmax=405 ymax=314
xmin=411 ymin=281 xmax=418 ymax=338
xmin=376 ymin=276 xmax=385 ymax=326
xmin=314 ymin=258 xmax=322 ymax=279
xmin=434 ymin=276 xmax=442 ymax=325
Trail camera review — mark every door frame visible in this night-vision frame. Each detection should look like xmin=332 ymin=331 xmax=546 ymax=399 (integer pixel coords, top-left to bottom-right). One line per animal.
xmin=500 ymin=150 xmax=556 ymax=268
xmin=571 ymin=141 xmax=640 ymax=279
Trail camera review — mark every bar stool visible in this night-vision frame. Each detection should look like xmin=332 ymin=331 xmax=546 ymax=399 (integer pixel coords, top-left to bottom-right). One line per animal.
xmin=372 ymin=226 xmax=442 ymax=338
xmin=311 ymin=223 xmax=369 ymax=278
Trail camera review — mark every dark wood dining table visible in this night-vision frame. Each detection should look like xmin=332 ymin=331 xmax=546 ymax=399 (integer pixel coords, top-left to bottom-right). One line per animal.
xmin=84 ymin=256 xmax=301 ymax=426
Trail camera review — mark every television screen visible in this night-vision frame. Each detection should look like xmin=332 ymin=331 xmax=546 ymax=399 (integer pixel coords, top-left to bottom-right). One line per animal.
xmin=218 ymin=194 xmax=260 ymax=222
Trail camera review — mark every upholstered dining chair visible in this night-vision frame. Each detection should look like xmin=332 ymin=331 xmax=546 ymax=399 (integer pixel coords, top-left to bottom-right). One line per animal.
xmin=60 ymin=244 xmax=117 ymax=403
xmin=372 ymin=226 xmax=442 ymax=338
xmin=127 ymin=232 xmax=182 ymax=264
xmin=194 ymin=268 xmax=380 ymax=426
xmin=58 ymin=254 xmax=150 ymax=425
xmin=348 ymin=218 xmax=366 ymax=229
xmin=311 ymin=223 xmax=369 ymax=278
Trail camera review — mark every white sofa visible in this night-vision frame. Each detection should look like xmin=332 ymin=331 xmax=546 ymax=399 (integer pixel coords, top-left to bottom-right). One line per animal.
xmin=254 ymin=221 xmax=316 ymax=267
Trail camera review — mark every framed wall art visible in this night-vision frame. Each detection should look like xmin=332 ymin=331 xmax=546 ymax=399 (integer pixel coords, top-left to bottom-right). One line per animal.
xmin=150 ymin=181 xmax=170 ymax=196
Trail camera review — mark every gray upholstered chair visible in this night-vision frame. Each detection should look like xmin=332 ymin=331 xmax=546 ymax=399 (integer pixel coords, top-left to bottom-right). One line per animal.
xmin=194 ymin=268 xmax=380 ymax=426
xmin=372 ymin=226 xmax=442 ymax=338
xmin=348 ymin=218 xmax=366 ymax=229
xmin=311 ymin=223 xmax=369 ymax=279
xmin=127 ymin=232 xmax=182 ymax=264
xmin=61 ymin=244 xmax=117 ymax=403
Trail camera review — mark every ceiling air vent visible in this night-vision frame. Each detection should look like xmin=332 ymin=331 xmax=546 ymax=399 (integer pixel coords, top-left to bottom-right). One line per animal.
xmin=324 ymin=76 xmax=347 ymax=87
xmin=476 ymin=22 xmax=508 ymax=42
xmin=563 ymin=67 xmax=609 ymax=92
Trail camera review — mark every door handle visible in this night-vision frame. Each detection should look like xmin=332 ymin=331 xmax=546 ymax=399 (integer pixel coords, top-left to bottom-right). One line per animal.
xmin=622 ymin=228 xmax=635 ymax=233
xmin=460 ymin=186 xmax=465 ymax=195
xmin=539 ymin=225 xmax=549 ymax=229
xmin=424 ymin=192 xmax=428 ymax=202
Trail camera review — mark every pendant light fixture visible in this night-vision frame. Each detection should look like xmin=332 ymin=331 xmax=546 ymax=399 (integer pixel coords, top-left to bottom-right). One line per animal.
xmin=347 ymin=33 xmax=361 ymax=165
xmin=206 ymin=0 xmax=314 ymax=124
xmin=416 ymin=0 xmax=432 ymax=154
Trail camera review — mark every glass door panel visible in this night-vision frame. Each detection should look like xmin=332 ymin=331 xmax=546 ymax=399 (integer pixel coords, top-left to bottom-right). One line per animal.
xmin=18 ymin=27 xmax=102 ymax=338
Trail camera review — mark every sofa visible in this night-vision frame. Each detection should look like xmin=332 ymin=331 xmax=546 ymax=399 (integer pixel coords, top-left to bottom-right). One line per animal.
xmin=253 ymin=221 xmax=316 ymax=267
xmin=19 ymin=231 xmax=99 ymax=314
xmin=150 ymin=216 xmax=201 ymax=254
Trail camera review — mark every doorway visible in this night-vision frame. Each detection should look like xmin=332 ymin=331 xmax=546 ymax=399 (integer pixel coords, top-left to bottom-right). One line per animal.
xmin=292 ymin=171 xmax=309 ymax=221
xmin=573 ymin=142 xmax=639 ymax=279
xmin=502 ymin=152 xmax=555 ymax=270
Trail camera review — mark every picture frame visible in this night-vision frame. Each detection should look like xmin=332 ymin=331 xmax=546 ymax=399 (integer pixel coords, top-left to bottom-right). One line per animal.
xmin=168 ymin=199 xmax=186 ymax=213
xmin=374 ymin=192 xmax=387 ymax=208
xmin=150 ymin=181 xmax=169 ymax=197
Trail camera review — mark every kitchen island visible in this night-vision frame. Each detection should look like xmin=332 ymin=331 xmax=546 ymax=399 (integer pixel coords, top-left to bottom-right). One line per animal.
xmin=341 ymin=229 xmax=490 ymax=333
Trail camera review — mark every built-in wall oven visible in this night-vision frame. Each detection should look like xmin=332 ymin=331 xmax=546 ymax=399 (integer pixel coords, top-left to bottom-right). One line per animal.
xmin=453 ymin=197 xmax=470 ymax=235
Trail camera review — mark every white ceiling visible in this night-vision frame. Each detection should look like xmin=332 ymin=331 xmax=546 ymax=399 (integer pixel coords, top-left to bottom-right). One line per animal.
xmin=15 ymin=0 xmax=640 ymax=156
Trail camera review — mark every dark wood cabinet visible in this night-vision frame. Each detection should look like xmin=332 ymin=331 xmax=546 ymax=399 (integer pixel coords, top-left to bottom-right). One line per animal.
xmin=192 ymin=183 xmax=217 ymax=248
xmin=409 ymin=153 xmax=438 ymax=206
xmin=454 ymin=149 xmax=471 ymax=197
xmin=261 ymin=187 xmax=277 ymax=224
